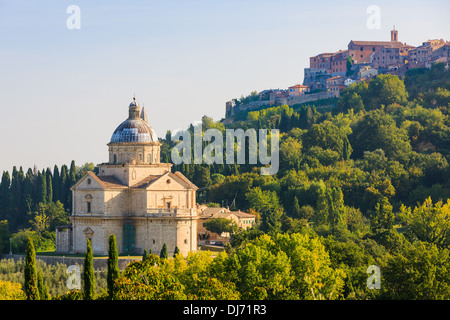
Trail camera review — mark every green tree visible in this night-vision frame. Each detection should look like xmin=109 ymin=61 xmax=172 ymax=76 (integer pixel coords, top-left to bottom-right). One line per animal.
xmin=268 ymin=233 xmax=346 ymax=299
xmin=337 ymin=92 xmax=365 ymax=114
xmin=107 ymin=234 xmax=120 ymax=298
xmin=142 ymin=249 xmax=148 ymax=261
xmin=160 ymin=243 xmax=168 ymax=259
xmin=204 ymin=218 xmax=237 ymax=235
xmin=113 ymin=258 xmax=186 ymax=300
xmin=60 ymin=164 xmax=69 ymax=210
xmin=346 ymin=56 xmax=353 ymax=76
xmin=246 ymin=187 xmax=281 ymax=216
xmin=83 ymin=238 xmax=96 ymax=300
xmin=0 ymin=220 xmax=11 ymax=253
xmin=193 ymin=166 xmax=212 ymax=188
xmin=337 ymin=82 xmax=368 ymax=113
xmin=52 ymin=165 xmax=60 ymax=203
xmin=246 ymin=187 xmax=283 ymax=233
xmin=400 ymin=197 xmax=450 ymax=248
xmin=371 ymin=197 xmax=395 ymax=234
xmin=222 ymin=241 xmax=293 ymax=299
xmin=303 ymin=121 xmax=347 ymax=155
xmin=315 ymin=189 xmax=329 ymax=226
xmin=280 ymin=137 xmax=302 ymax=172
xmin=350 ymin=110 xmax=412 ymax=163
xmin=173 ymin=246 xmax=180 ymax=257
xmin=329 ymin=187 xmax=346 ymax=229
xmin=37 ymin=269 xmax=49 ymax=300
xmin=291 ymin=196 xmax=301 ymax=218
xmin=29 ymin=203 xmax=50 ymax=233
xmin=382 ymin=241 xmax=450 ymax=299
xmin=0 ymin=171 xmax=12 ymax=222
xmin=24 ymin=237 xmax=39 ymax=300
xmin=10 ymin=167 xmax=26 ymax=230
xmin=342 ymin=135 xmax=352 ymax=161
xmin=45 ymin=168 xmax=53 ymax=203
xmin=366 ymin=74 xmax=408 ymax=110
xmin=36 ymin=171 xmax=47 ymax=205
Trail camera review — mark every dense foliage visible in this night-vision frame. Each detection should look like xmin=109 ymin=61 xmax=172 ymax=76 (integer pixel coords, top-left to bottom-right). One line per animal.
xmin=0 ymin=63 xmax=449 ymax=300
xmin=0 ymin=162 xmax=95 ymax=252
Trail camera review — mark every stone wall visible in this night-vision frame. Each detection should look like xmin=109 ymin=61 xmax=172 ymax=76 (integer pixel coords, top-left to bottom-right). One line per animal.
xmin=227 ymin=91 xmax=336 ymax=119
xmin=0 ymin=254 xmax=139 ymax=270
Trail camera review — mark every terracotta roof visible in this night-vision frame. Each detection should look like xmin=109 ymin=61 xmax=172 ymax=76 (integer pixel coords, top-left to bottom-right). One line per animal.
xmin=229 ymin=210 xmax=256 ymax=218
xmin=349 ymin=40 xmax=403 ymax=47
xmin=327 ymin=76 xmax=344 ymax=81
xmin=131 ymin=175 xmax=161 ymax=189
xmin=288 ymin=84 xmax=309 ymax=89
xmin=199 ymin=209 xmax=256 ymax=220
xmin=96 ymin=175 xmax=128 ymax=189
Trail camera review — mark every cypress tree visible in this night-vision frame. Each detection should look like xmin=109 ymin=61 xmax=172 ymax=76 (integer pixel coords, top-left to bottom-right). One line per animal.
xmin=46 ymin=168 xmax=53 ymax=203
xmin=0 ymin=171 xmax=11 ymax=221
xmin=53 ymin=165 xmax=60 ymax=202
xmin=69 ymin=160 xmax=77 ymax=186
xmin=36 ymin=171 xmax=47 ymax=205
xmin=37 ymin=269 xmax=49 ymax=300
xmin=160 ymin=243 xmax=168 ymax=259
xmin=342 ymin=135 xmax=352 ymax=161
xmin=315 ymin=190 xmax=329 ymax=226
xmin=23 ymin=169 xmax=35 ymax=215
xmin=83 ymin=238 xmax=96 ymax=300
xmin=142 ymin=249 xmax=148 ymax=261
xmin=292 ymin=196 xmax=301 ymax=218
xmin=173 ymin=246 xmax=180 ymax=257
xmin=371 ymin=197 xmax=395 ymax=234
xmin=24 ymin=237 xmax=40 ymax=300
xmin=60 ymin=165 xmax=69 ymax=209
xmin=68 ymin=161 xmax=77 ymax=212
xmin=329 ymin=187 xmax=346 ymax=229
xmin=107 ymin=235 xmax=120 ymax=298
xmin=10 ymin=166 xmax=25 ymax=230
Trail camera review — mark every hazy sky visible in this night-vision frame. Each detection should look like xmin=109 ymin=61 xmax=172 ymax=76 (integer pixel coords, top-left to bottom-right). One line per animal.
xmin=0 ymin=0 xmax=448 ymax=173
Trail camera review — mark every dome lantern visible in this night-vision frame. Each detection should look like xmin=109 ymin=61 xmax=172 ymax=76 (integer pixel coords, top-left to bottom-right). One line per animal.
xmin=110 ymin=97 xmax=158 ymax=144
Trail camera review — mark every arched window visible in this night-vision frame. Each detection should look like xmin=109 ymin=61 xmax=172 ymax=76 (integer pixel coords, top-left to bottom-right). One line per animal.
xmin=85 ymin=194 xmax=93 ymax=213
xmin=113 ymin=154 xmax=117 ymax=164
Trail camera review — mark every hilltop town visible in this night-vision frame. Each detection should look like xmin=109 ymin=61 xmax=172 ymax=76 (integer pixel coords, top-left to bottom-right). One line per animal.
xmin=225 ymin=28 xmax=449 ymax=119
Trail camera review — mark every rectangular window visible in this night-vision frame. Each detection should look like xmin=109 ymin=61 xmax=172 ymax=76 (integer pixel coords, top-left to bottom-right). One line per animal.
xmin=87 ymin=202 xmax=91 ymax=213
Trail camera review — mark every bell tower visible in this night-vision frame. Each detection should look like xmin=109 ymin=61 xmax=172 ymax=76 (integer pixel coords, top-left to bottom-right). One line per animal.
xmin=391 ymin=26 xmax=398 ymax=42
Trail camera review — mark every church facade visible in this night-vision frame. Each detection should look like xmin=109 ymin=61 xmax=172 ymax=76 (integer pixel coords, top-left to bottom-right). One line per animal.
xmin=55 ymin=98 xmax=198 ymax=256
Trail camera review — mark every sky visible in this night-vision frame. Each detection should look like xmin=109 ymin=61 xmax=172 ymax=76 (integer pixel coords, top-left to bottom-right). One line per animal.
xmin=0 ymin=0 xmax=448 ymax=174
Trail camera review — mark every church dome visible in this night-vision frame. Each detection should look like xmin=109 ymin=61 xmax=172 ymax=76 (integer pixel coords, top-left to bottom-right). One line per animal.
xmin=110 ymin=98 xmax=158 ymax=143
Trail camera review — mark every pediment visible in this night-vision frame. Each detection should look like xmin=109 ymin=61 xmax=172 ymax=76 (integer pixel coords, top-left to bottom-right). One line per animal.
xmin=71 ymin=172 xmax=105 ymax=191
xmin=139 ymin=171 xmax=197 ymax=191
xmin=71 ymin=172 xmax=127 ymax=191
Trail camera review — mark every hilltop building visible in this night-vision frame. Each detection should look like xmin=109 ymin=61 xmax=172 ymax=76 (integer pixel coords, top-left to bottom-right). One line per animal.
xmin=224 ymin=28 xmax=448 ymax=120
xmin=56 ymin=98 xmax=199 ymax=256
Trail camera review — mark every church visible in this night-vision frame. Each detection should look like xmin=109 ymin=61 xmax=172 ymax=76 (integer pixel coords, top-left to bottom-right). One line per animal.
xmin=55 ymin=98 xmax=198 ymax=256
